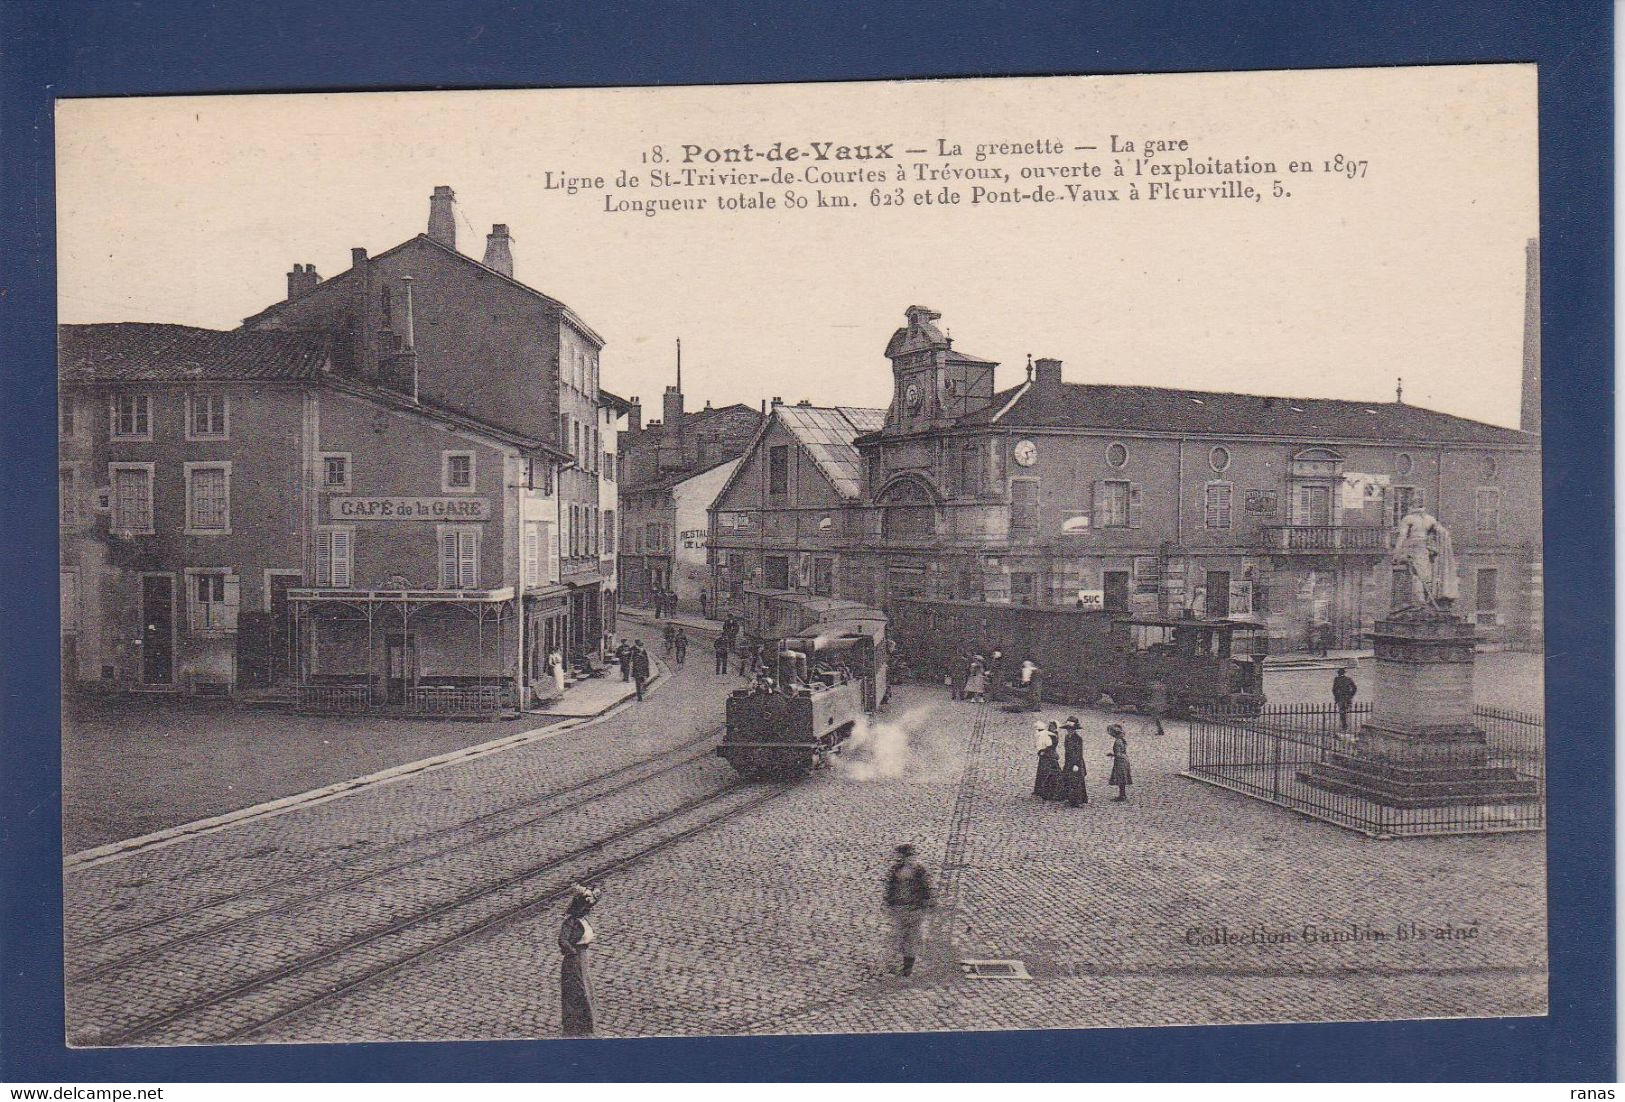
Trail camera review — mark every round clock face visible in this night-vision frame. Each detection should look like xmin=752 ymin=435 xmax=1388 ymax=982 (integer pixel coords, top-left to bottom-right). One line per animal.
xmin=905 ymin=383 xmax=922 ymax=411
xmin=1013 ymin=439 xmax=1038 ymax=467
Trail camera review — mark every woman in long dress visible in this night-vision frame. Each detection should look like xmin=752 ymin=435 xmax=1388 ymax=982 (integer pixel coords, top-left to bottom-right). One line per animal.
xmin=1033 ymin=721 xmax=1061 ymax=800
xmin=1061 ymin=718 xmax=1087 ymax=806
xmin=558 ymin=884 xmax=601 ymax=1037
xmin=549 ymin=649 xmax=567 ymax=696
xmin=964 ymin=654 xmax=987 ymax=704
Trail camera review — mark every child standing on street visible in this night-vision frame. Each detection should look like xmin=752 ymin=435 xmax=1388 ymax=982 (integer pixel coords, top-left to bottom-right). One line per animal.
xmin=1107 ymin=723 xmax=1133 ymax=802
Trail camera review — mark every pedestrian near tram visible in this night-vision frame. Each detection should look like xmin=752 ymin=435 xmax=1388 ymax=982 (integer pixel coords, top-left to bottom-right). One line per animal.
xmin=884 ymin=844 xmax=934 ymax=977
xmin=713 ymin=631 xmax=731 ymax=675
xmin=1061 ymin=717 xmax=1087 ymax=806
xmin=1332 ymin=667 xmax=1358 ymax=733
xmin=558 ymin=883 xmax=602 ymax=1037
xmin=1034 ymin=721 xmax=1061 ymax=800
xmin=964 ymin=654 xmax=987 ymax=704
xmin=1107 ymin=723 xmax=1133 ymax=802
xmin=630 ymin=640 xmax=651 ymax=701
xmin=1145 ymin=677 xmax=1170 ymax=737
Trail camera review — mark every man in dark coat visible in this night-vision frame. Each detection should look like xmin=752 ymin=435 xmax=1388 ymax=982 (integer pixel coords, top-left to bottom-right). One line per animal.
xmin=884 ymin=843 xmax=933 ymax=976
xmin=713 ymin=631 xmax=731 ymax=676
xmin=630 ymin=641 xmax=652 ymax=701
xmin=674 ymin=627 xmax=688 ymax=667
xmin=1332 ymin=667 xmax=1358 ymax=732
xmin=615 ymin=639 xmax=632 ymax=682
xmin=1061 ymin=717 xmax=1087 ymax=806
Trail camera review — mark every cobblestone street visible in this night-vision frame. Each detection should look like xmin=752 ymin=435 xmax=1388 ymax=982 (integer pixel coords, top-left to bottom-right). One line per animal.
xmin=63 ymin=641 xmax=1546 ymax=1046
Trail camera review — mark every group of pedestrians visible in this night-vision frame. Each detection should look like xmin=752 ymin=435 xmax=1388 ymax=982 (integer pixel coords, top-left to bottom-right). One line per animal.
xmin=647 ymin=589 xmax=679 ymax=618
xmin=1032 ymin=716 xmax=1133 ymax=805
xmin=612 ymin=638 xmax=653 ymax=700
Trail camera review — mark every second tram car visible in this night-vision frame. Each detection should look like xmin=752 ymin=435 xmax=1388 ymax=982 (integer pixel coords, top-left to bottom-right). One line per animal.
xmin=889 ymin=598 xmax=1265 ymax=715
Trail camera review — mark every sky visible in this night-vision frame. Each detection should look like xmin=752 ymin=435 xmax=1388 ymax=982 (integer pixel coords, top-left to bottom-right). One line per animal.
xmin=57 ymin=65 xmax=1538 ymax=427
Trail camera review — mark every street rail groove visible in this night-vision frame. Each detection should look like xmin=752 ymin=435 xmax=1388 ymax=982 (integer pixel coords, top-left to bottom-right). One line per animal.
xmin=62 ymin=659 xmax=674 ymax=873
xmin=68 ymin=736 xmax=724 ymax=981
xmin=75 ymin=776 xmax=785 ymax=1048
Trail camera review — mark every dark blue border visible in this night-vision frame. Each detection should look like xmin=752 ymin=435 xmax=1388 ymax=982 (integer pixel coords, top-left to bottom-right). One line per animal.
xmin=2 ymin=0 xmax=1612 ymax=1082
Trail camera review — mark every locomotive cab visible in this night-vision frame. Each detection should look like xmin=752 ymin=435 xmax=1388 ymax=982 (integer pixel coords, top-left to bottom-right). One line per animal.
xmin=1114 ymin=614 xmax=1267 ymax=716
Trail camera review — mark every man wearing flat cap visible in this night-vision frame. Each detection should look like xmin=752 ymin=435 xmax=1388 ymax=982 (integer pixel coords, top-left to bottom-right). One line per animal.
xmin=884 ymin=844 xmax=934 ymax=977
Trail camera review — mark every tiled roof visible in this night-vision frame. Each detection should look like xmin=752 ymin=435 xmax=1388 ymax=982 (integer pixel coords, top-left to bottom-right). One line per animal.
xmin=775 ymin=404 xmax=887 ymax=499
xmin=957 ymin=382 xmax=1531 ymax=445
xmin=60 ymin=323 xmax=330 ymax=384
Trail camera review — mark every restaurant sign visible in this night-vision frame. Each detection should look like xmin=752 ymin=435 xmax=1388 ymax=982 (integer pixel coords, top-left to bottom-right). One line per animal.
xmin=330 ymin=497 xmax=491 ymax=521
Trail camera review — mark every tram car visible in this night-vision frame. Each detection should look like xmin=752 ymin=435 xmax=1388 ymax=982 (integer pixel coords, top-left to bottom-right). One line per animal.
xmin=717 ymin=591 xmax=888 ymax=777
xmin=889 ymin=598 xmax=1265 ymax=716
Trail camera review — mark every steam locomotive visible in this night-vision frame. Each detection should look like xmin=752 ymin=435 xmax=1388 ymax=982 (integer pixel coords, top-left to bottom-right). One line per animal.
xmin=716 ymin=593 xmax=888 ymax=778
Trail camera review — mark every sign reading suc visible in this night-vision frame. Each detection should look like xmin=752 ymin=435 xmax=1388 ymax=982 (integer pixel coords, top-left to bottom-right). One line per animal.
xmin=330 ymin=497 xmax=492 ymax=521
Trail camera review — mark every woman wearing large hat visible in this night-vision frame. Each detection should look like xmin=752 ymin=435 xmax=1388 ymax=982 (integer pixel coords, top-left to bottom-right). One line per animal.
xmin=558 ymin=883 xmax=602 ymax=1036
xmin=1060 ymin=716 xmax=1087 ymax=807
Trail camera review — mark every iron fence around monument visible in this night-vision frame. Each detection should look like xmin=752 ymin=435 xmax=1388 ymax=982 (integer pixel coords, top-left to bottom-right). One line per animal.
xmin=1186 ymin=702 xmax=1545 ymax=837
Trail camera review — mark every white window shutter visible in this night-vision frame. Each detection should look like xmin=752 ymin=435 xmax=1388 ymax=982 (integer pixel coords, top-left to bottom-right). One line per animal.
xmin=459 ymin=530 xmax=478 ymax=588
xmin=316 ymin=532 xmax=333 ymax=586
xmin=1128 ymin=483 xmax=1144 ymax=528
xmin=189 ymin=579 xmax=205 ymax=633
xmin=440 ymin=531 xmax=458 ymax=588
xmin=332 ymin=531 xmax=352 ymax=588
xmin=223 ymin=574 xmax=241 ymax=632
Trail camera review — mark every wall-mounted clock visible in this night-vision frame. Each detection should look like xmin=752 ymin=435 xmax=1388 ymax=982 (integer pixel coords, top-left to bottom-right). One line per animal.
xmin=1013 ymin=439 xmax=1038 ymax=467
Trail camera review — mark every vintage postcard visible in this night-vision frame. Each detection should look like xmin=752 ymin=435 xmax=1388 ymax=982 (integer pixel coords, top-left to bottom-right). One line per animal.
xmin=55 ymin=65 xmax=1543 ymax=1046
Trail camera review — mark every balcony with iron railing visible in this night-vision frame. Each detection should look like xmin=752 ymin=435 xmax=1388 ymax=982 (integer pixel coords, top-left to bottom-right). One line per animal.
xmin=1255 ymin=524 xmax=1389 ymax=554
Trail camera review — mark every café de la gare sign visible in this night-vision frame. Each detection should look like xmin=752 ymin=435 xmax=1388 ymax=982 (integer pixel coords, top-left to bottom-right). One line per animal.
xmin=329 ymin=497 xmax=492 ymax=521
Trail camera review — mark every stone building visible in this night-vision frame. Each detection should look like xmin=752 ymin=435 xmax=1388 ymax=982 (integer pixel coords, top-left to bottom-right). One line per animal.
xmin=58 ymin=322 xmax=568 ymax=712
xmin=616 ymin=370 xmax=761 ymax=615
xmin=242 ymin=185 xmax=617 ymax=660
xmin=706 ymin=401 xmax=885 ymax=613
xmin=845 ymin=306 xmax=1542 ymax=653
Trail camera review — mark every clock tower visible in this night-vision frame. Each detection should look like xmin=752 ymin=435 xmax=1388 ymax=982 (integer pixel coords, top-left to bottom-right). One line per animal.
xmin=883 ymin=305 xmax=998 ymax=434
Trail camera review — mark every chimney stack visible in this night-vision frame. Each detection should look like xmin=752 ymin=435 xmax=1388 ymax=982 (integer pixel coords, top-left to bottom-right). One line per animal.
xmin=627 ymin=396 xmax=641 ymax=432
xmin=286 ymin=263 xmax=319 ymax=301
xmin=483 ymin=224 xmax=513 ymax=278
xmin=1521 ymin=237 xmax=1541 ymax=433
xmin=428 ymin=185 xmax=457 ymax=250
xmin=662 ymin=385 xmax=684 ymax=443
xmin=1033 ymin=357 xmax=1063 ymax=393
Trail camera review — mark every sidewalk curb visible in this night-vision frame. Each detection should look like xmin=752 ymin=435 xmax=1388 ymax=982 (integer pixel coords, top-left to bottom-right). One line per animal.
xmin=63 ymin=660 xmax=672 ymax=874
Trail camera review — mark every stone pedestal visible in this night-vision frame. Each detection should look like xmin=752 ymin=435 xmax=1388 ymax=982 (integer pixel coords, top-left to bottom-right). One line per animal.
xmin=1299 ymin=611 xmax=1539 ymax=808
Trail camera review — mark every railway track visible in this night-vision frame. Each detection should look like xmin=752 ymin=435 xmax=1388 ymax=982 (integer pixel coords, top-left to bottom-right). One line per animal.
xmin=67 ymin=724 xmax=727 ymax=967
xmin=74 ymin=773 xmax=786 ymax=1048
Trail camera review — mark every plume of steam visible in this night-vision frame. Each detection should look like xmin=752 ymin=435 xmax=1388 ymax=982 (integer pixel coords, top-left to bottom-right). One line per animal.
xmin=832 ymin=704 xmax=959 ymax=783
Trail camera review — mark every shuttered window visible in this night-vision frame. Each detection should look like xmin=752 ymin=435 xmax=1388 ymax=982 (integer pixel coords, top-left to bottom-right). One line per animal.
xmin=524 ymin=522 xmax=543 ymax=587
xmin=604 ymin=509 xmax=615 ymax=553
xmin=188 ymin=570 xmax=240 ymax=633
xmin=440 ymin=527 xmax=479 ymax=588
xmin=1475 ymin=488 xmax=1501 ymax=535
xmin=1010 ymin=479 xmax=1038 ymax=531
xmin=315 ymin=527 xmax=353 ymax=587
xmin=1094 ymin=480 xmax=1139 ymax=528
xmin=769 ymin=446 xmax=789 ymax=495
xmin=1204 ymin=481 xmax=1232 ymax=529
xmin=185 ymin=464 xmax=230 ymax=532
xmin=110 ymin=464 xmax=154 ymax=533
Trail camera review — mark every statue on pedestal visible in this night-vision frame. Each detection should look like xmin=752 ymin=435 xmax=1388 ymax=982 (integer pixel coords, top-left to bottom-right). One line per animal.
xmin=1390 ymin=505 xmax=1459 ymax=615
